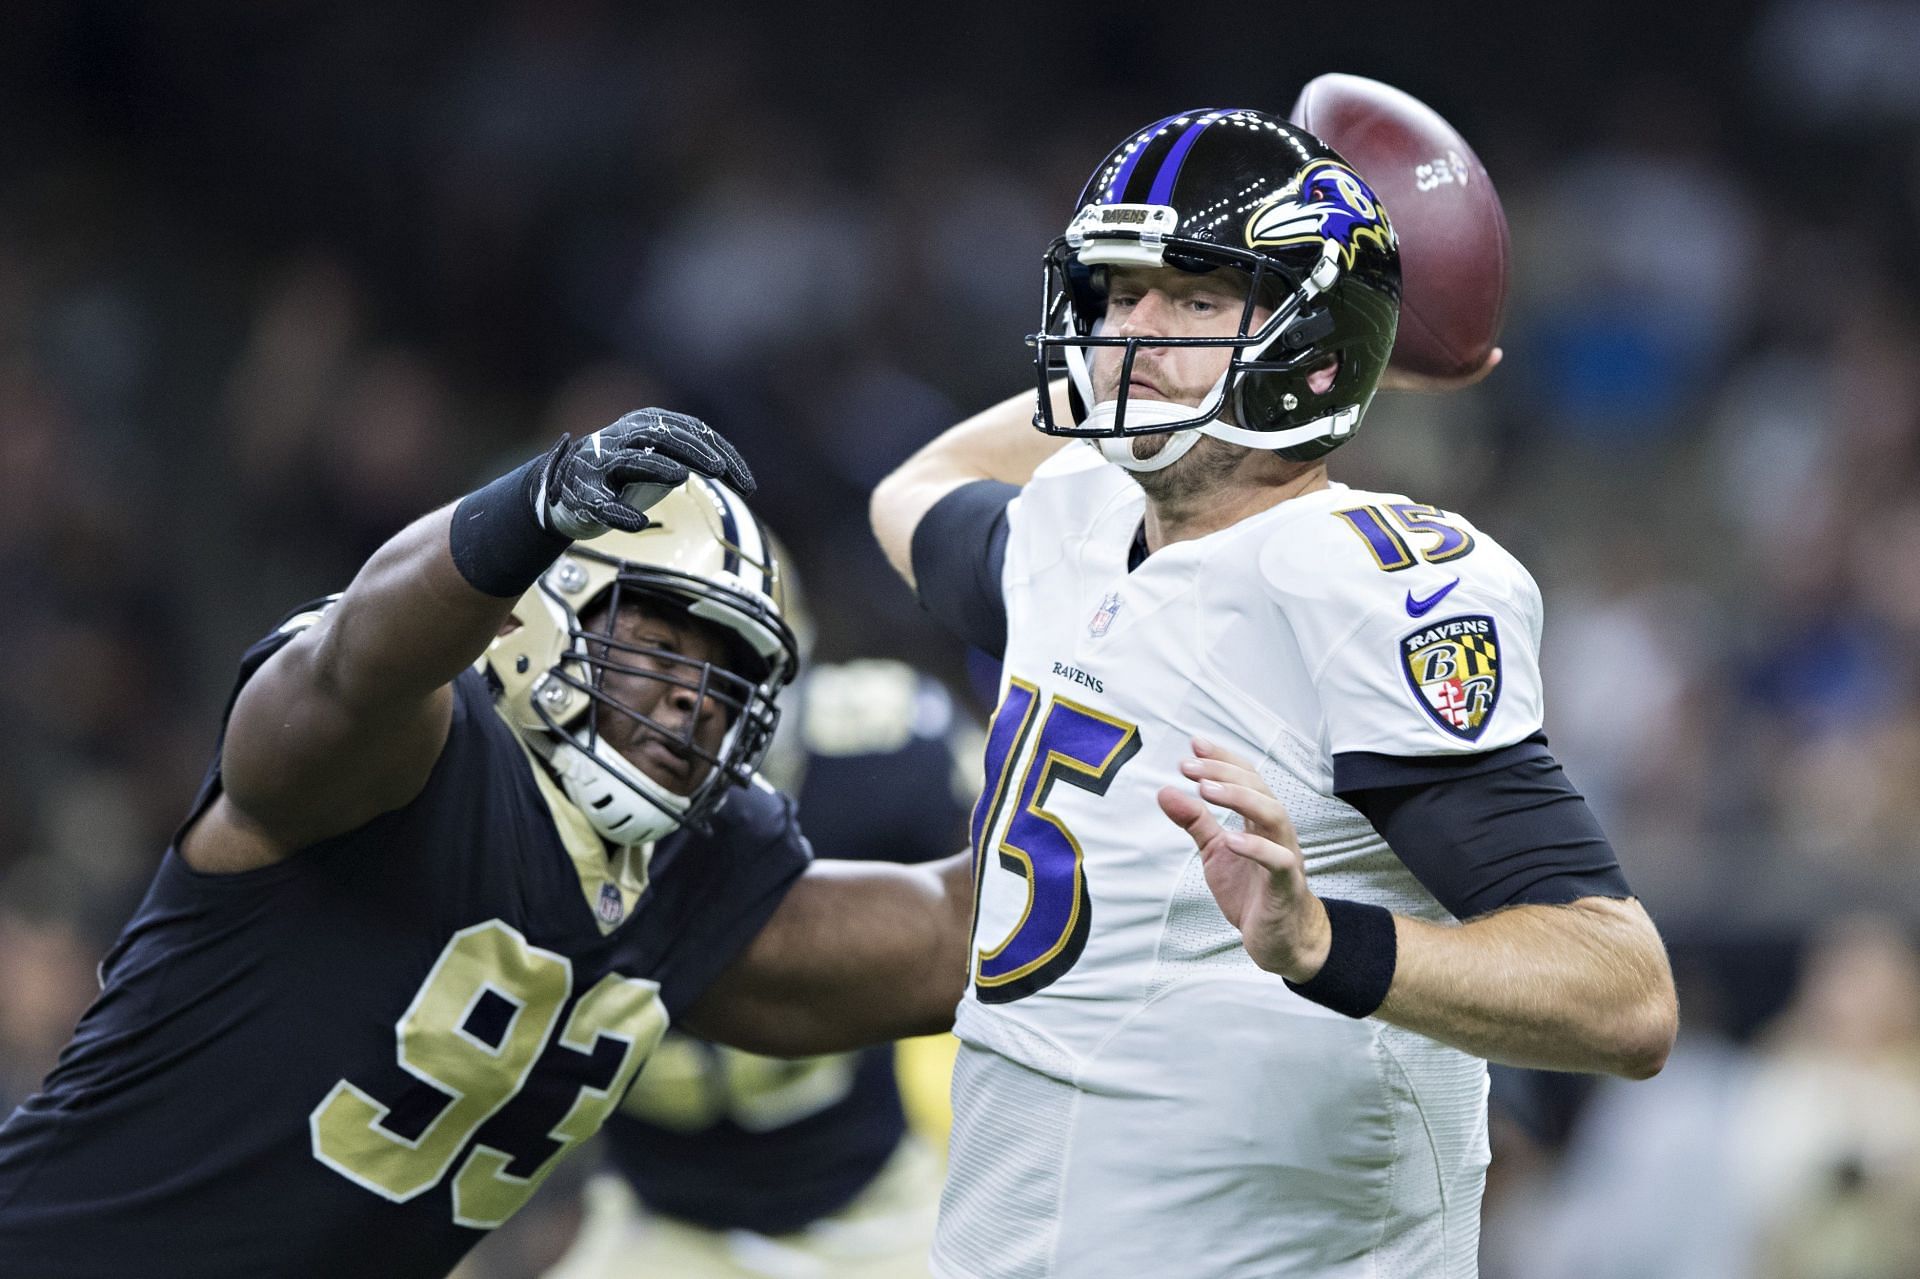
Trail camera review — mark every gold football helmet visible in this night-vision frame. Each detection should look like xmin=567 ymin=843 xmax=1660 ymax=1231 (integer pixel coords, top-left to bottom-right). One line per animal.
xmin=484 ymin=475 xmax=799 ymax=845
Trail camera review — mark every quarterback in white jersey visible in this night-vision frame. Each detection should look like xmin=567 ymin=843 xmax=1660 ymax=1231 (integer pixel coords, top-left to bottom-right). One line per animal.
xmin=871 ymin=109 xmax=1678 ymax=1279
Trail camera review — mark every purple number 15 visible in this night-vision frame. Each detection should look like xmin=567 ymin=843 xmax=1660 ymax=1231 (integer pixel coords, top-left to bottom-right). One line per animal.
xmin=968 ymin=680 xmax=1141 ymax=1004
xmin=1334 ymin=503 xmax=1476 ymax=571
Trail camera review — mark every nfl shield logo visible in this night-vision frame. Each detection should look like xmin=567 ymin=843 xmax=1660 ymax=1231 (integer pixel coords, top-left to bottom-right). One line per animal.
xmin=1088 ymin=591 xmax=1123 ymax=638
xmin=1400 ymin=614 xmax=1502 ymax=741
xmin=597 ymin=881 xmax=625 ymax=926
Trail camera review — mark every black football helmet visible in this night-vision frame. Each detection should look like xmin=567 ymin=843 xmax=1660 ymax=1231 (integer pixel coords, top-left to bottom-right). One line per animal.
xmin=1030 ymin=108 xmax=1402 ymax=468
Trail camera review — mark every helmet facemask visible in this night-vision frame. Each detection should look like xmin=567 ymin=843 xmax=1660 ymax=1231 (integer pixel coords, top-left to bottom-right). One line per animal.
xmin=1033 ymin=222 xmax=1365 ymax=470
xmin=535 ymin=565 xmax=787 ymax=846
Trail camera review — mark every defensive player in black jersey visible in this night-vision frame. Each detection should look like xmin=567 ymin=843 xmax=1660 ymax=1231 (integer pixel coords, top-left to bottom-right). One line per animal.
xmin=0 ymin=410 xmax=972 ymax=1279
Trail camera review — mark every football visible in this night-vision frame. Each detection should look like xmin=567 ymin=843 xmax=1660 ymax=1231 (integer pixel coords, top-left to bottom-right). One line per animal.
xmin=1290 ymin=73 xmax=1510 ymax=380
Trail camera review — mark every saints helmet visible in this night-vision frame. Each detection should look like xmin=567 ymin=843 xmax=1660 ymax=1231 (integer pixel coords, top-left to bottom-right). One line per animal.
xmin=484 ymin=475 xmax=799 ymax=845
xmin=1029 ymin=108 xmax=1402 ymax=470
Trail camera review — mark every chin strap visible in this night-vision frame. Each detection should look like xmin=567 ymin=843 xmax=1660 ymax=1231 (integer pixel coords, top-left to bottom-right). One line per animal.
xmin=543 ymin=736 xmax=688 ymax=847
xmin=1088 ymin=401 xmax=1208 ymax=472
xmin=1084 ymin=394 xmax=1359 ymax=473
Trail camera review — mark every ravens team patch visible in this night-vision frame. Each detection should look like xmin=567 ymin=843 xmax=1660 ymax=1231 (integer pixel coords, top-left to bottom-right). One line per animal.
xmin=1400 ymin=614 xmax=1501 ymax=741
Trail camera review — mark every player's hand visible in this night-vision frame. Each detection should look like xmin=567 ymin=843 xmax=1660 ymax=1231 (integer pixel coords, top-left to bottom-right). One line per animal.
xmin=532 ymin=408 xmax=755 ymax=540
xmin=1379 ymin=346 xmax=1502 ymax=393
xmin=1157 ymin=737 xmax=1332 ymax=984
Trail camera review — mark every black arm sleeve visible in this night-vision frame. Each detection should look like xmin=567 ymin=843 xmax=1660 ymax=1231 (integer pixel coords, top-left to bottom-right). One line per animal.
xmin=1333 ymin=734 xmax=1633 ymax=920
xmin=909 ymin=479 xmax=1017 ymax=658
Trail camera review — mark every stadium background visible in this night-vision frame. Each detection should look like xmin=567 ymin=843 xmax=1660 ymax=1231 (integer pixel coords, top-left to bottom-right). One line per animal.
xmin=2 ymin=1 xmax=1918 ymax=1274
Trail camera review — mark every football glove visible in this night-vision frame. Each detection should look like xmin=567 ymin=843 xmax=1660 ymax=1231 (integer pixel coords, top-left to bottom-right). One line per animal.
xmin=531 ymin=408 xmax=755 ymax=541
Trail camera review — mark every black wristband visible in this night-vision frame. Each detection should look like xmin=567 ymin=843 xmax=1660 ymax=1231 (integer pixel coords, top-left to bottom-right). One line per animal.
xmin=448 ymin=450 xmax=573 ymax=597
xmin=1283 ymin=898 xmax=1397 ymax=1019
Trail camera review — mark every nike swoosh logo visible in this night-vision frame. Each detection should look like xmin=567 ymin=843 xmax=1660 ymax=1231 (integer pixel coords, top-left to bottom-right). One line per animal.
xmin=1405 ymin=579 xmax=1460 ymax=617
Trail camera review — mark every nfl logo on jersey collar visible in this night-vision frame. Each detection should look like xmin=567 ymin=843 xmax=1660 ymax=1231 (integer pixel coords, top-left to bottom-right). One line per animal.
xmin=597 ymin=880 xmax=626 ymax=926
xmin=1088 ymin=592 xmax=1123 ymax=638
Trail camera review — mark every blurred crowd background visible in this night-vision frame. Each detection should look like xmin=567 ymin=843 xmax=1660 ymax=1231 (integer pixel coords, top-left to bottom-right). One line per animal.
xmin=2 ymin=1 xmax=1918 ymax=1274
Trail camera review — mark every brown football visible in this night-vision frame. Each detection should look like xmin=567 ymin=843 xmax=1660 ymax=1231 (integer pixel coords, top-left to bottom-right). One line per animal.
xmin=1290 ymin=73 xmax=1510 ymax=379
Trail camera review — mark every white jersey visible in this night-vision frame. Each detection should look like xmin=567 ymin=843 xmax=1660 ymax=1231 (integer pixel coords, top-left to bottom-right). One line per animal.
xmin=932 ymin=447 xmax=1546 ymax=1279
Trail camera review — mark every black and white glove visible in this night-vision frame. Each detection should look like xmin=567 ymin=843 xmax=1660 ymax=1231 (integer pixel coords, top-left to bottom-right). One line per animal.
xmin=529 ymin=408 xmax=756 ymax=540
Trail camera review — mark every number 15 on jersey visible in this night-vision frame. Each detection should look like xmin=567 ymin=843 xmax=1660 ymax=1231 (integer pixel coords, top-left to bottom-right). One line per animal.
xmin=968 ymin=679 xmax=1140 ymax=1004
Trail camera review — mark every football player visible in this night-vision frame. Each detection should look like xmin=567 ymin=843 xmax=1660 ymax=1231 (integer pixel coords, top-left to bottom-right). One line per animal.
xmin=548 ymin=653 xmax=973 ymax=1279
xmin=0 ymin=411 xmax=971 ymax=1279
xmin=870 ymin=110 xmax=1679 ymax=1278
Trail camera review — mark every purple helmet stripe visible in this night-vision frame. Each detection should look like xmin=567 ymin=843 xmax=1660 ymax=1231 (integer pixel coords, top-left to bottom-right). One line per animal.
xmin=1105 ymin=110 xmax=1195 ymax=203
xmin=1145 ymin=111 xmax=1222 ymax=205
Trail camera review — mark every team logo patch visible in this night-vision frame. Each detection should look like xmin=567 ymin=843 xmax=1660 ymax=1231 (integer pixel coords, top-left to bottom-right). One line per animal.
xmin=1245 ymin=158 xmax=1396 ymax=270
xmin=1400 ymin=614 xmax=1501 ymax=741
xmin=597 ymin=881 xmax=626 ymax=926
xmin=1088 ymin=591 xmax=1123 ymax=638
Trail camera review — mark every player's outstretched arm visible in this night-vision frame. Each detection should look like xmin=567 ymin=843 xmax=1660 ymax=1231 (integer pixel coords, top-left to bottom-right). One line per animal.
xmin=869 ymin=381 xmax=1073 ymax=588
xmin=1160 ymin=740 xmax=1677 ymax=1079
xmin=681 ymin=852 xmax=974 ymax=1056
xmin=186 ymin=410 xmax=752 ymax=871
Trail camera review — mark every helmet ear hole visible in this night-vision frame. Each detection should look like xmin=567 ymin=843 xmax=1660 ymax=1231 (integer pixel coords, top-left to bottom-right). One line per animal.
xmin=1307 ymin=357 xmax=1341 ymax=396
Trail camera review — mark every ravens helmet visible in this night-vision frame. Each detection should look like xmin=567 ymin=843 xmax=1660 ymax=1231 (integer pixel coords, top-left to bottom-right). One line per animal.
xmin=484 ymin=476 xmax=799 ymax=845
xmin=1030 ymin=108 xmax=1402 ymax=469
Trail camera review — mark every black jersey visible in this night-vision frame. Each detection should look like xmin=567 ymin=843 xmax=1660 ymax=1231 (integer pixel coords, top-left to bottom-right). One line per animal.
xmin=0 ymin=621 xmax=809 ymax=1279
xmin=604 ymin=661 xmax=971 ymax=1233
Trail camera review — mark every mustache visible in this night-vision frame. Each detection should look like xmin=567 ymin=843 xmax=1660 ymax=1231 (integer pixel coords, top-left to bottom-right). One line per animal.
xmin=1094 ymin=353 xmax=1169 ymax=393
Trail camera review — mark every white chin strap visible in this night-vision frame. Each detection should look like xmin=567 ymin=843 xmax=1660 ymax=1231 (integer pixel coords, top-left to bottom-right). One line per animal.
xmin=1082 ymin=388 xmax=1362 ymax=474
xmin=547 ymin=737 xmax=688 ymax=846
xmin=1088 ymin=400 xmax=1208 ymax=472
xmin=1065 ymin=339 xmax=1222 ymax=473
